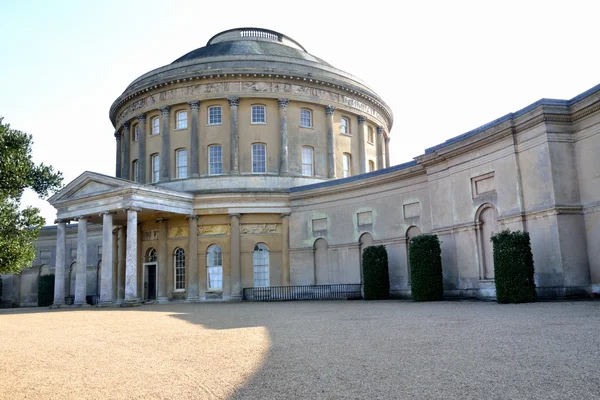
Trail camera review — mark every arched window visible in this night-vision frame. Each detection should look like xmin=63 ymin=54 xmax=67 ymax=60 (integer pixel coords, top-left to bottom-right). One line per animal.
xmin=300 ymin=109 xmax=312 ymax=128
xmin=208 ymin=106 xmax=222 ymax=125
xmin=206 ymin=245 xmax=223 ymax=290
xmin=176 ymin=110 xmax=188 ymax=129
xmin=253 ymin=244 xmax=269 ymax=287
xmin=208 ymin=145 xmax=222 ymax=175
xmin=340 ymin=117 xmax=349 ymax=135
xmin=174 ymin=248 xmax=185 ymax=291
xmin=368 ymin=160 xmax=375 ymax=172
xmin=252 ymin=143 xmax=267 ymax=173
xmin=477 ymin=205 xmax=499 ymax=280
xmin=342 ymin=153 xmax=351 ymax=177
xmin=176 ymin=148 xmax=187 ymax=179
xmin=151 ymin=153 xmax=159 ymax=183
xmin=151 ymin=117 xmax=160 ymax=135
xmin=301 ymin=146 xmax=314 ymax=176
xmin=251 ymin=104 xmax=266 ymax=124
xmin=146 ymin=248 xmax=157 ymax=262
xmin=132 ymin=159 xmax=139 ymax=182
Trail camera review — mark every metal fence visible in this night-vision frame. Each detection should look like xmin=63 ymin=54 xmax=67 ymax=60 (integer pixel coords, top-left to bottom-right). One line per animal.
xmin=242 ymin=284 xmax=363 ymax=301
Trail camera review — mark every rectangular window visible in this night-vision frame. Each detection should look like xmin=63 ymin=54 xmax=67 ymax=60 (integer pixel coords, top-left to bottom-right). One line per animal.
xmin=368 ymin=127 xmax=374 ymax=144
xmin=152 ymin=117 xmax=160 ymax=135
xmin=132 ymin=159 xmax=139 ymax=182
xmin=208 ymin=145 xmax=222 ymax=175
xmin=252 ymin=143 xmax=266 ymax=173
xmin=207 ymin=248 xmax=223 ymax=290
xmin=368 ymin=160 xmax=375 ymax=172
xmin=176 ymin=149 xmax=187 ymax=179
xmin=133 ymin=124 xmax=139 ymax=142
xmin=251 ymin=105 xmax=266 ymax=124
xmin=343 ymin=153 xmax=351 ymax=177
xmin=300 ymin=109 xmax=312 ymax=128
xmin=174 ymin=249 xmax=185 ymax=291
xmin=151 ymin=154 xmax=159 ymax=183
xmin=301 ymin=146 xmax=313 ymax=176
xmin=176 ymin=111 xmax=188 ymax=129
xmin=340 ymin=117 xmax=349 ymax=135
xmin=208 ymin=106 xmax=222 ymax=125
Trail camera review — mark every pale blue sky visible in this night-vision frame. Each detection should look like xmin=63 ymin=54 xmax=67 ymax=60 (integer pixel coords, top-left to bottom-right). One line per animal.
xmin=1 ymin=0 xmax=598 ymax=224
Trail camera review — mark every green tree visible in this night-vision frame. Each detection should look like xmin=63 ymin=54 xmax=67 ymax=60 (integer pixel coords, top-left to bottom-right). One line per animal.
xmin=0 ymin=117 xmax=63 ymax=274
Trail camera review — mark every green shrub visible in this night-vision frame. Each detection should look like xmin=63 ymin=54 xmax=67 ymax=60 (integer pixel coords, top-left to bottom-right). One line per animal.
xmin=38 ymin=274 xmax=55 ymax=307
xmin=409 ymin=234 xmax=443 ymax=301
xmin=491 ymin=230 xmax=536 ymax=304
xmin=363 ymin=245 xmax=389 ymax=300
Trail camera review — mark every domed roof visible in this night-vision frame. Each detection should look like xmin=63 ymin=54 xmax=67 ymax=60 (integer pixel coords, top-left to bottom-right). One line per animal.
xmin=171 ymin=27 xmax=331 ymax=66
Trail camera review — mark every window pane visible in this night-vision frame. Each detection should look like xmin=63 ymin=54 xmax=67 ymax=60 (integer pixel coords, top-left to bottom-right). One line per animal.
xmin=177 ymin=111 xmax=188 ymax=129
xmin=341 ymin=118 xmax=348 ymax=135
xmin=133 ymin=125 xmax=139 ymax=141
xmin=253 ymin=244 xmax=269 ymax=287
xmin=207 ymin=245 xmax=223 ymax=290
xmin=208 ymin=106 xmax=222 ymax=125
xmin=343 ymin=154 xmax=351 ymax=177
xmin=208 ymin=145 xmax=222 ymax=175
xmin=251 ymin=105 xmax=266 ymax=123
xmin=132 ymin=160 xmax=139 ymax=182
xmin=152 ymin=118 xmax=160 ymax=135
xmin=252 ymin=144 xmax=266 ymax=173
xmin=301 ymin=147 xmax=313 ymax=176
xmin=174 ymin=248 xmax=185 ymax=290
xmin=176 ymin=149 xmax=187 ymax=179
xmin=300 ymin=109 xmax=312 ymax=127
xmin=152 ymin=154 xmax=160 ymax=183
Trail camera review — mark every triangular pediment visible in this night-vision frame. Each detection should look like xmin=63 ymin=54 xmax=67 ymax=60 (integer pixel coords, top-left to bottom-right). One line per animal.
xmin=48 ymin=171 xmax=132 ymax=204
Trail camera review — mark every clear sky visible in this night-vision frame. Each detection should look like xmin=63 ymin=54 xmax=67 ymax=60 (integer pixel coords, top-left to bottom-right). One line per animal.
xmin=1 ymin=0 xmax=598 ymax=224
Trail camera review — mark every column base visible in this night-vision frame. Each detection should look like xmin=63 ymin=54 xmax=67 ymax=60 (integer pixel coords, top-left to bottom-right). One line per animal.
xmin=157 ymin=297 xmax=169 ymax=304
xmin=72 ymin=302 xmax=90 ymax=308
xmin=96 ymin=301 xmax=115 ymax=308
xmin=121 ymin=299 xmax=141 ymax=307
xmin=49 ymin=302 xmax=66 ymax=309
xmin=185 ymin=296 xmax=200 ymax=303
xmin=229 ymin=294 xmax=243 ymax=302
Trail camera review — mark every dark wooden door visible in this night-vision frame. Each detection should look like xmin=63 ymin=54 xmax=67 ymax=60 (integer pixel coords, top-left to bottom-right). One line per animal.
xmin=147 ymin=265 xmax=157 ymax=300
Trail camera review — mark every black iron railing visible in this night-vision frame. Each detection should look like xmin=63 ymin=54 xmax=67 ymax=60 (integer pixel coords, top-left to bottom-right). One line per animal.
xmin=242 ymin=284 xmax=363 ymax=301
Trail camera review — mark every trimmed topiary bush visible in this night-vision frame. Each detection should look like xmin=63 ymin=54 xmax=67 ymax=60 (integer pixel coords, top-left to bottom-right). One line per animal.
xmin=409 ymin=234 xmax=443 ymax=301
xmin=363 ymin=245 xmax=389 ymax=300
xmin=491 ymin=230 xmax=537 ymax=304
xmin=38 ymin=274 xmax=55 ymax=307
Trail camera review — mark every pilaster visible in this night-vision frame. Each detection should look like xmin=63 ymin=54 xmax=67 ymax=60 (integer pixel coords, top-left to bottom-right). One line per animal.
xmin=376 ymin=126 xmax=384 ymax=170
xmin=189 ymin=101 xmax=200 ymax=177
xmin=114 ymin=131 xmax=122 ymax=178
xmin=325 ymin=105 xmax=336 ymax=178
xmin=121 ymin=122 xmax=130 ymax=180
xmin=136 ymin=114 xmax=146 ymax=183
xmin=228 ymin=97 xmax=240 ymax=174
xmin=159 ymin=106 xmax=171 ymax=182
xmin=358 ymin=116 xmax=367 ymax=174
xmin=229 ymin=213 xmax=241 ymax=300
xmin=278 ymin=98 xmax=289 ymax=175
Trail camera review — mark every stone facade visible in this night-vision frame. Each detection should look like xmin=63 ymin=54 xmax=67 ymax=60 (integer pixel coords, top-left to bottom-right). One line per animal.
xmin=1 ymin=28 xmax=599 ymax=307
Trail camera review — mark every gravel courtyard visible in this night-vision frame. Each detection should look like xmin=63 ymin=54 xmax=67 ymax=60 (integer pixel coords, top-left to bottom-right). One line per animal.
xmin=1 ymin=300 xmax=599 ymax=400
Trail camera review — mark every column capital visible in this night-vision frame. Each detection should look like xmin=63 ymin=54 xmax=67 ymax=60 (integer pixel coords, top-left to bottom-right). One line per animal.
xmin=358 ymin=115 xmax=366 ymax=124
xmin=186 ymin=214 xmax=199 ymax=220
xmin=114 ymin=131 xmax=121 ymax=140
xmin=122 ymin=122 xmax=130 ymax=130
xmin=277 ymin=98 xmax=289 ymax=109
xmin=99 ymin=211 xmax=117 ymax=217
xmin=136 ymin=113 xmax=147 ymax=123
xmin=54 ymin=218 xmax=70 ymax=224
xmin=280 ymin=212 xmax=291 ymax=218
xmin=75 ymin=216 xmax=90 ymax=222
xmin=325 ymin=105 xmax=336 ymax=115
xmin=228 ymin=213 xmax=241 ymax=219
xmin=155 ymin=217 xmax=168 ymax=223
xmin=189 ymin=100 xmax=200 ymax=110
xmin=227 ymin=96 xmax=240 ymax=107
xmin=377 ymin=126 xmax=384 ymax=135
xmin=159 ymin=106 xmax=171 ymax=116
xmin=124 ymin=207 xmax=142 ymax=213
xmin=385 ymin=136 xmax=390 ymax=143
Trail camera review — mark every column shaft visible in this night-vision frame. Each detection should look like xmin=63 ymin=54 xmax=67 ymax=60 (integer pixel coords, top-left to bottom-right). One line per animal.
xmin=112 ymin=227 xmax=118 ymax=301
xmin=123 ymin=209 xmax=140 ymax=306
xmin=278 ymin=98 xmax=289 ymax=174
xmin=74 ymin=218 xmax=88 ymax=306
xmin=228 ymin=97 xmax=240 ymax=174
xmin=376 ymin=126 xmax=384 ymax=170
xmin=281 ymin=214 xmax=290 ymax=286
xmin=157 ymin=218 xmax=168 ymax=302
xmin=52 ymin=221 xmax=67 ymax=307
xmin=358 ymin=116 xmax=366 ymax=174
xmin=190 ymin=101 xmax=200 ymax=177
xmin=187 ymin=215 xmax=199 ymax=301
xmin=326 ymin=106 xmax=336 ymax=178
xmin=385 ymin=137 xmax=390 ymax=168
xmin=121 ymin=123 xmax=130 ymax=180
xmin=115 ymin=132 xmax=122 ymax=178
xmin=137 ymin=114 xmax=146 ymax=183
xmin=160 ymin=107 xmax=171 ymax=181
xmin=230 ymin=214 xmax=241 ymax=299
xmin=99 ymin=213 xmax=114 ymax=305
xmin=117 ymin=227 xmax=126 ymax=301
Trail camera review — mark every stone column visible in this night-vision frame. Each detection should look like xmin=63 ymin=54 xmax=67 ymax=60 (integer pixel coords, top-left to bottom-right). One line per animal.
xmin=186 ymin=215 xmax=199 ymax=301
xmin=229 ymin=213 xmax=241 ymax=300
xmin=281 ymin=213 xmax=290 ymax=286
xmin=121 ymin=122 xmax=130 ymax=180
xmin=115 ymin=131 xmax=122 ymax=178
xmin=112 ymin=227 xmax=118 ymax=301
xmin=357 ymin=116 xmax=367 ymax=174
xmin=157 ymin=218 xmax=168 ymax=303
xmin=228 ymin=97 xmax=240 ymax=174
xmin=189 ymin=101 xmax=200 ymax=177
xmin=117 ymin=227 xmax=126 ymax=302
xmin=278 ymin=98 xmax=289 ymax=175
xmin=325 ymin=105 xmax=336 ymax=178
xmin=385 ymin=136 xmax=390 ymax=168
xmin=376 ymin=126 xmax=384 ymax=170
xmin=99 ymin=212 xmax=114 ymax=306
xmin=123 ymin=208 xmax=140 ymax=306
xmin=51 ymin=220 xmax=67 ymax=308
xmin=74 ymin=217 xmax=89 ymax=307
xmin=160 ymin=106 xmax=171 ymax=181
xmin=137 ymin=114 xmax=146 ymax=183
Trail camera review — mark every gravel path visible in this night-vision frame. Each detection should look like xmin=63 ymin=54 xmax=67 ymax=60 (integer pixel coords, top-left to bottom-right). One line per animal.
xmin=1 ymin=300 xmax=599 ymax=399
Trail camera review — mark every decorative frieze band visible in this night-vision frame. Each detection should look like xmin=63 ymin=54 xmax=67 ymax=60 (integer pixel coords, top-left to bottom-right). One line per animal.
xmin=241 ymin=223 xmax=280 ymax=234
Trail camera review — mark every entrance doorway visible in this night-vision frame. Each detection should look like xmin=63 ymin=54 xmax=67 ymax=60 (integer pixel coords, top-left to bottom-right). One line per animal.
xmin=144 ymin=263 xmax=157 ymax=301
